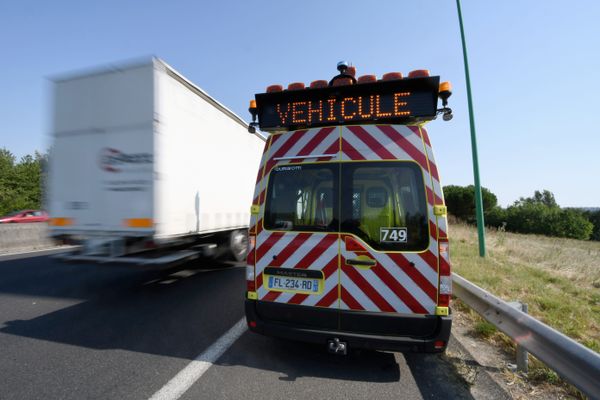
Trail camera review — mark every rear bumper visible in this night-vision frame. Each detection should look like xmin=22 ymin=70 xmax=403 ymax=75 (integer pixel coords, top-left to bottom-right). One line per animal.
xmin=245 ymin=299 xmax=452 ymax=353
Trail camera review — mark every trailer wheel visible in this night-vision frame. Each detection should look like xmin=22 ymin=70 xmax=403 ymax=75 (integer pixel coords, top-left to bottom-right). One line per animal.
xmin=229 ymin=229 xmax=248 ymax=262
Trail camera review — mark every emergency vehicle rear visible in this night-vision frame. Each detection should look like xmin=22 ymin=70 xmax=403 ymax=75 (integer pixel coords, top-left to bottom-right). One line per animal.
xmin=245 ymin=63 xmax=453 ymax=353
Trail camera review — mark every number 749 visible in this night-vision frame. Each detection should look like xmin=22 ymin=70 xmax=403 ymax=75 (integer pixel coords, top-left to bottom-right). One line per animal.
xmin=380 ymin=227 xmax=408 ymax=243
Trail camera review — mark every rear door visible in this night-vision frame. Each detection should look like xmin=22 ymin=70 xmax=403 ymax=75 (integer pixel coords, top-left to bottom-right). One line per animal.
xmin=254 ymin=127 xmax=341 ymax=327
xmin=338 ymin=125 xmax=439 ymax=333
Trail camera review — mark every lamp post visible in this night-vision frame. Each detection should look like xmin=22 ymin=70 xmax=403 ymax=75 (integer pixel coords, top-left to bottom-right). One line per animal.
xmin=456 ymin=0 xmax=486 ymax=257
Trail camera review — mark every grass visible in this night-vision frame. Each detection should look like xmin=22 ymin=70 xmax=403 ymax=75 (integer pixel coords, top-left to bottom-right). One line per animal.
xmin=449 ymin=222 xmax=600 ymax=397
xmin=450 ymin=222 xmax=600 ymax=352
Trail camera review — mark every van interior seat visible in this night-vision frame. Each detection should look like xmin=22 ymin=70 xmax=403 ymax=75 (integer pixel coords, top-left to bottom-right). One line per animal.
xmin=360 ymin=186 xmax=393 ymax=242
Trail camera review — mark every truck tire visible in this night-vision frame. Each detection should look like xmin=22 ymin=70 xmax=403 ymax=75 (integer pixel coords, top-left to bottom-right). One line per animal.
xmin=229 ymin=229 xmax=248 ymax=262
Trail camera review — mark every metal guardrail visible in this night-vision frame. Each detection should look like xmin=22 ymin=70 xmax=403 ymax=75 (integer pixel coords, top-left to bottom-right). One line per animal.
xmin=452 ymin=273 xmax=600 ymax=400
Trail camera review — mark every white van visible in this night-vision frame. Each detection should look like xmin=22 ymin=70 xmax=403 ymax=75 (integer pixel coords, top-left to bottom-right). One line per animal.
xmin=245 ymin=64 xmax=452 ymax=353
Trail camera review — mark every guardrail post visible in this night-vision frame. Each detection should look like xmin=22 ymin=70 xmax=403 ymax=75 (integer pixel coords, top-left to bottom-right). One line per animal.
xmin=508 ymin=301 xmax=529 ymax=373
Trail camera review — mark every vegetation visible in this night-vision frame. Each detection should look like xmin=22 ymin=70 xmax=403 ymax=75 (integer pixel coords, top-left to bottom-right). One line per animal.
xmin=443 ymin=184 xmax=498 ymax=223
xmin=0 ymin=148 xmax=47 ymax=216
xmin=445 ymin=185 xmax=597 ymax=241
xmin=451 ymin=222 xmax=600 ymax=396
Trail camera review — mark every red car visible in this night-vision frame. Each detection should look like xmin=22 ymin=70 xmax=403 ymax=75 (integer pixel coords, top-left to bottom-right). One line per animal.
xmin=0 ymin=210 xmax=49 ymax=223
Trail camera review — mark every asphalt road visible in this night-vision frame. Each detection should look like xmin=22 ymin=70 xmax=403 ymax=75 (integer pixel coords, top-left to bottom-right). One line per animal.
xmin=0 ymin=253 xmax=474 ymax=400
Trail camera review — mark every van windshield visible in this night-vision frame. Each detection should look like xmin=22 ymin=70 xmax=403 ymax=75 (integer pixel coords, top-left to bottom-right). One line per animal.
xmin=264 ymin=164 xmax=339 ymax=232
xmin=340 ymin=162 xmax=429 ymax=251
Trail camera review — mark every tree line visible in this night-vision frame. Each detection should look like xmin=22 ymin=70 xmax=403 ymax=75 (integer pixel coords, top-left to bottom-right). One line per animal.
xmin=444 ymin=185 xmax=600 ymax=241
xmin=0 ymin=148 xmax=47 ymax=216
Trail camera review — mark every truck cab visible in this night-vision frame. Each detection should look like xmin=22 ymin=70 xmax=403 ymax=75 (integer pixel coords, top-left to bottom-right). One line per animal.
xmin=245 ymin=64 xmax=453 ymax=353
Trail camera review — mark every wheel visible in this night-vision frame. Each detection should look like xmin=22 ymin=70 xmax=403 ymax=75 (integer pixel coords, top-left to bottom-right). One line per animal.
xmin=229 ymin=229 xmax=248 ymax=262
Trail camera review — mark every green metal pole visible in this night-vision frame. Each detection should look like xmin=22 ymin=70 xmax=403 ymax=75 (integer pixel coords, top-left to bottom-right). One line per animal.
xmin=456 ymin=0 xmax=486 ymax=257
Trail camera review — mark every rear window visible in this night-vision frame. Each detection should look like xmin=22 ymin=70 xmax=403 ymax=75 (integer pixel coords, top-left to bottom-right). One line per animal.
xmin=264 ymin=162 xmax=429 ymax=251
xmin=264 ymin=164 xmax=339 ymax=232
xmin=340 ymin=162 xmax=429 ymax=251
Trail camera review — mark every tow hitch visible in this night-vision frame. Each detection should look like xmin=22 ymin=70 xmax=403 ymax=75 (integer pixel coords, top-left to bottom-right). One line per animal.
xmin=327 ymin=338 xmax=348 ymax=355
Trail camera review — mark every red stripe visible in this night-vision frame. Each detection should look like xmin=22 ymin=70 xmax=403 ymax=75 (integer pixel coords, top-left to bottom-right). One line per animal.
xmin=289 ymin=127 xmax=336 ymax=163
xmin=265 ymin=129 xmax=308 ymax=173
xmin=439 ymin=255 xmax=451 ymax=276
xmin=341 ymin=286 xmax=364 ymax=310
xmin=419 ymin=250 xmax=438 ymax=272
xmin=256 ymin=219 xmax=263 ymax=234
xmin=288 ymin=292 xmax=308 ymax=305
xmin=316 ymin=139 xmax=340 ymax=162
xmin=387 ymin=253 xmax=437 ymax=301
xmin=288 ymin=254 xmax=339 ymax=305
xmin=315 ymin=286 xmax=338 ymax=308
xmin=348 ymin=126 xmax=396 ymax=159
xmin=426 ymin=187 xmax=440 ymax=206
xmin=268 ymin=233 xmax=312 ymax=267
xmin=246 ymin=244 xmax=255 ymax=265
xmin=341 ymin=138 xmax=365 ymax=160
xmin=438 ymin=226 xmax=447 ymax=238
xmin=429 ymin=221 xmax=438 ymax=239
xmin=371 ymin=265 xmax=428 ymax=314
xmin=262 ymin=290 xmax=281 ymax=302
xmin=408 ymin=125 xmax=423 ymax=140
xmin=377 ymin=125 xmax=429 ymax=170
xmin=294 ymin=235 xmax=338 ymax=269
xmin=429 ymin=157 xmax=440 ymax=184
xmin=269 ymin=132 xmax=284 ymax=146
xmin=428 ymin=160 xmax=440 ymax=183
xmin=342 ymin=260 xmax=395 ymax=312
xmin=419 ymin=126 xmax=432 ymax=147
xmin=255 ymin=232 xmax=284 ymax=262
xmin=256 ymin=272 xmax=263 ymax=289
xmin=321 ymin=255 xmax=339 ymax=278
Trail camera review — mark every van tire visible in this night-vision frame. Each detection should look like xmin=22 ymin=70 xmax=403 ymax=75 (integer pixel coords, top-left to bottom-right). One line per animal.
xmin=229 ymin=229 xmax=248 ymax=262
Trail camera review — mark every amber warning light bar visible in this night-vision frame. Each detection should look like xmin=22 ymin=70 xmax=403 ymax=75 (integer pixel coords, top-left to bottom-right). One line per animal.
xmin=254 ymin=76 xmax=440 ymax=131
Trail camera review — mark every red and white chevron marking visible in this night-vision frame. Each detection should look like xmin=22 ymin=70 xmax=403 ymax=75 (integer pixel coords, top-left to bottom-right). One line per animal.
xmin=418 ymin=126 xmax=449 ymax=237
xmin=340 ymin=236 xmax=438 ymax=314
xmin=255 ymin=231 xmax=340 ymax=309
xmin=249 ymin=124 xmax=447 ymax=315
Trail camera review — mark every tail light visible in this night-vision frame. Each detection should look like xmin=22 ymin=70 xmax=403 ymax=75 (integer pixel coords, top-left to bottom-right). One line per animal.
xmin=438 ymin=237 xmax=452 ymax=307
xmin=246 ymin=234 xmax=256 ymax=292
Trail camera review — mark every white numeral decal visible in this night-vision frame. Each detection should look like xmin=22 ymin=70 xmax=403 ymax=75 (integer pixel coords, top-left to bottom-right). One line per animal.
xmin=380 ymin=227 xmax=408 ymax=243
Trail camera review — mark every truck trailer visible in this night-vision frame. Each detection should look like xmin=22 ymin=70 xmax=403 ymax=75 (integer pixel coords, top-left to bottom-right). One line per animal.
xmin=47 ymin=58 xmax=265 ymax=265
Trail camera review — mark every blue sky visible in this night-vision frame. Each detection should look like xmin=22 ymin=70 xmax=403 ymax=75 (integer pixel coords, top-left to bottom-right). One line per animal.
xmin=1 ymin=0 xmax=598 ymax=207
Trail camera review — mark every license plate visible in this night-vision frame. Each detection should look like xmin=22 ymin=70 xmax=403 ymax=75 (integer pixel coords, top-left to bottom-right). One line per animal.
xmin=267 ymin=275 xmax=320 ymax=294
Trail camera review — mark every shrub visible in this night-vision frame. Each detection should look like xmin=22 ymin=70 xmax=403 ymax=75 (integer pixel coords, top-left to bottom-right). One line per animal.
xmin=443 ymin=185 xmax=497 ymax=222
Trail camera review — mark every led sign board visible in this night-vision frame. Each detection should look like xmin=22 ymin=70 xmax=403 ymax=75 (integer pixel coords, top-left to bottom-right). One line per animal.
xmin=255 ymin=76 xmax=440 ymax=131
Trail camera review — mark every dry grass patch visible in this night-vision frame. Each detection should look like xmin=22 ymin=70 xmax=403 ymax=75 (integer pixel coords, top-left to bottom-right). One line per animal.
xmin=450 ymin=222 xmax=600 ymax=352
xmin=450 ymin=223 xmax=600 ymax=398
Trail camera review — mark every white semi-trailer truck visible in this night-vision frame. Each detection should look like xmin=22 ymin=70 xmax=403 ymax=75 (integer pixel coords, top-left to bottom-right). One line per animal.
xmin=47 ymin=58 xmax=265 ymax=265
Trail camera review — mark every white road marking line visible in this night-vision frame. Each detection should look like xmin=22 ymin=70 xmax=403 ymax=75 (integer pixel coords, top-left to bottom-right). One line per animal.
xmin=148 ymin=318 xmax=247 ymax=400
